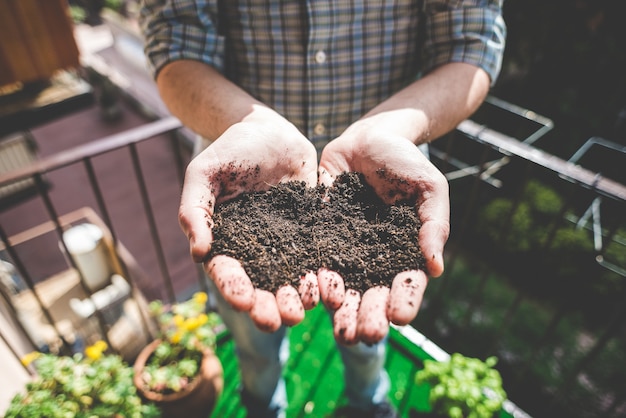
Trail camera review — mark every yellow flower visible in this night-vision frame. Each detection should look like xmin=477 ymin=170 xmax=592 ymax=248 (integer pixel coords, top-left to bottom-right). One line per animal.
xmin=193 ymin=292 xmax=208 ymax=305
xmin=183 ymin=317 xmax=201 ymax=331
xmin=93 ymin=340 xmax=108 ymax=351
xmin=173 ymin=314 xmax=185 ymax=328
xmin=85 ymin=340 xmax=107 ymax=360
xmin=85 ymin=346 xmax=102 ymax=360
xmin=197 ymin=313 xmax=209 ymax=326
xmin=21 ymin=351 xmax=41 ymax=367
xmin=170 ymin=330 xmax=183 ymax=344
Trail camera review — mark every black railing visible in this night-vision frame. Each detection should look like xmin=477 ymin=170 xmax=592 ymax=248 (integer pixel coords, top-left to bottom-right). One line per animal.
xmin=0 ymin=116 xmax=203 ymax=361
xmin=419 ymin=99 xmax=626 ymax=418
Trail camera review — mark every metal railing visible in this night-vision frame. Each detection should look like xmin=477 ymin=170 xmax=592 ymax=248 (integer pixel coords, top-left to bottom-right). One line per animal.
xmin=0 ymin=98 xmax=625 ymax=417
xmin=420 ymin=100 xmax=626 ymax=417
xmin=0 ymin=116 xmax=201 ymax=362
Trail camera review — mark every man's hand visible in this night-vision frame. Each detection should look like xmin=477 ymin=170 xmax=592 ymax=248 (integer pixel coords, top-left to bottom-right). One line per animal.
xmin=179 ymin=121 xmax=319 ymax=331
xmin=315 ymin=62 xmax=489 ymax=345
xmin=318 ymin=131 xmax=450 ymax=345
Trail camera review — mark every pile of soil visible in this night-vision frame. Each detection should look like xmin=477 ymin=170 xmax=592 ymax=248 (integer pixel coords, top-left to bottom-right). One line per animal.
xmin=209 ymin=171 xmax=425 ymax=294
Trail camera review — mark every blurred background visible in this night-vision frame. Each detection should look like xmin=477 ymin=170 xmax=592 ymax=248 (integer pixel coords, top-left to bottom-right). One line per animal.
xmin=1 ymin=1 xmax=625 ymax=417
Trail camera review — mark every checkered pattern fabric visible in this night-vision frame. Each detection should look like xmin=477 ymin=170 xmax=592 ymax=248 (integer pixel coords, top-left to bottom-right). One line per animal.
xmin=141 ymin=0 xmax=505 ymax=147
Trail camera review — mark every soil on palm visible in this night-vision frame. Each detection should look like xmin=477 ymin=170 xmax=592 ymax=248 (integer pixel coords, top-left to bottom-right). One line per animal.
xmin=208 ymin=171 xmax=425 ymax=294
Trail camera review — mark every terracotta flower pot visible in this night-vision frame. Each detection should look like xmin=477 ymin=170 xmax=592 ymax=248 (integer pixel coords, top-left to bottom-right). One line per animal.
xmin=133 ymin=339 xmax=224 ymax=418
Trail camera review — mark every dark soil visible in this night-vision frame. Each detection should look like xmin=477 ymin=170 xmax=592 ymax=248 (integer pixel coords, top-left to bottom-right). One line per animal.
xmin=208 ymin=171 xmax=425 ymax=294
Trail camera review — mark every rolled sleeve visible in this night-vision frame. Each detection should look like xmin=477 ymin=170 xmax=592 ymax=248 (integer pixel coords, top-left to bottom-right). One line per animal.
xmin=140 ymin=0 xmax=224 ymax=78
xmin=423 ymin=0 xmax=506 ymax=85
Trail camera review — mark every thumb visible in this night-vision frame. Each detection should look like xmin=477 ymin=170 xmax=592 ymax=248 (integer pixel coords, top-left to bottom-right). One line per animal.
xmin=419 ymin=220 xmax=449 ymax=278
xmin=179 ymin=174 xmax=217 ymax=262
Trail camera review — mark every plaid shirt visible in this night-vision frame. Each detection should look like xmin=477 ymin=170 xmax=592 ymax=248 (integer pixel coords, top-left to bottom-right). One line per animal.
xmin=141 ymin=0 xmax=506 ymax=148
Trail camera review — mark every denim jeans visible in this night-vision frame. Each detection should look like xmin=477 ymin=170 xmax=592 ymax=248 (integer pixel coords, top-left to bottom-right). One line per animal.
xmin=206 ymin=279 xmax=390 ymax=416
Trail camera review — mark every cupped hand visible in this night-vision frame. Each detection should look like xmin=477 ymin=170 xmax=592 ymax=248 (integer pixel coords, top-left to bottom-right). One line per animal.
xmin=318 ymin=131 xmax=450 ymax=345
xmin=179 ymin=120 xmax=319 ymax=331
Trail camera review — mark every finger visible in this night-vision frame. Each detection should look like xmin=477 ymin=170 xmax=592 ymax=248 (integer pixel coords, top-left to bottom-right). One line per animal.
xmin=418 ymin=219 xmax=449 ymax=277
xmin=205 ymin=255 xmax=255 ymax=312
xmin=317 ymin=167 xmax=337 ymax=203
xmin=357 ymin=286 xmax=390 ymax=344
xmin=276 ymin=285 xmax=305 ymax=326
xmin=317 ymin=268 xmax=345 ymax=310
xmin=318 ymin=167 xmax=336 ymax=188
xmin=179 ymin=166 xmax=217 ymax=263
xmin=333 ymin=289 xmax=360 ymax=346
xmin=179 ymin=205 xmax=215 ymax=263
xmin=387 ymin=270 xmax=428 ymax=325
xmin=417 ymin=171 xmax=450 ymax=278
xmin=298 ymin=271 xmax=320 ymax=310
xmin=250 ymin=289 xmax=282 ymax=332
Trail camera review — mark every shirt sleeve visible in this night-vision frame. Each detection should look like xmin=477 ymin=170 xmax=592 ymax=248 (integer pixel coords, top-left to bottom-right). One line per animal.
xmin=422 ymin=0 xmax=506 ymax=85
xmin=139 ymin=0 xmax=224 ymax=78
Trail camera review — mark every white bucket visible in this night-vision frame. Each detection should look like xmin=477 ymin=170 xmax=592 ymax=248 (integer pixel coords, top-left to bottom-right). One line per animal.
xmin=62 ymin=223 xmax=112 ymax=292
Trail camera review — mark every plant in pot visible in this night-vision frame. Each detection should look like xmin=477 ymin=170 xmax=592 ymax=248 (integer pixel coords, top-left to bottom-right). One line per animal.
xmin=133 ymin=291 xmax=224 ymax=418
xmin=6 ymin=340 xmax=159 ymax=418
xmin=414 ymin=353 xmax=507 ymax=418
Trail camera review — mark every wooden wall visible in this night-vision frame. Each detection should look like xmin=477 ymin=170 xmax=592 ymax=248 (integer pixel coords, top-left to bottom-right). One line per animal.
xmin=0 ymin=0 xmax=80 ymax=86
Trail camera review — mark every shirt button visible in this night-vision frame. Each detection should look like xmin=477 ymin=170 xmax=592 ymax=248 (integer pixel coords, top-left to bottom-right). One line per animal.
xmin=314 ymin=50 xmax=327 ymax=64
xmin=313 ymin=123 xmax=326 ymax=136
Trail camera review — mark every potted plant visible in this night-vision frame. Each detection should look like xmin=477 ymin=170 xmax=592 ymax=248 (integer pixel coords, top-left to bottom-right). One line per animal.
xmin=5 ymin=340 xmax=159 ymax=418
xmin=133 ymin=292 xmax=224 ymax=418
xmin=414 ymin=353 xmax=507 ymax=418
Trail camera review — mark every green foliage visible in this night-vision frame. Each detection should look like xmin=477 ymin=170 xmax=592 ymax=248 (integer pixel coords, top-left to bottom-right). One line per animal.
xmin=415 ymin=353 xmax=507 ymax=418
xmin=522 ymin=180 xmax=563 ymax=217
xmin=594 ymin=228 xmax=626 ymax=295
xmin=478 ymin=180 xmax=567 ymax=253
xmin=104 ymin=0 xmax=124 ymax=11
xmin=5 ymin=344 xmax=159 ymax=418
xmin=69 ymin=5 xmax=86 ymax=23
xmin=474 ymin=179 xmax=620 ymax=304
xmin=601 ymin=227 xmax=626 ymax=267
xmin=550 ymin=227 xmax=592 ymax=251
xmin=140 ymin=292 xmax=221 ymax=394
xmin=479 ymin=199 xmax=533 ymax=251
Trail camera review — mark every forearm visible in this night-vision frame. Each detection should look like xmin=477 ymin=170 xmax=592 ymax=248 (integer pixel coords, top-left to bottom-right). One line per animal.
xmin=156 ymin=60 xmax=295 ymax=140
xmin=345 ymin=62 xmax=491 ymax=145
